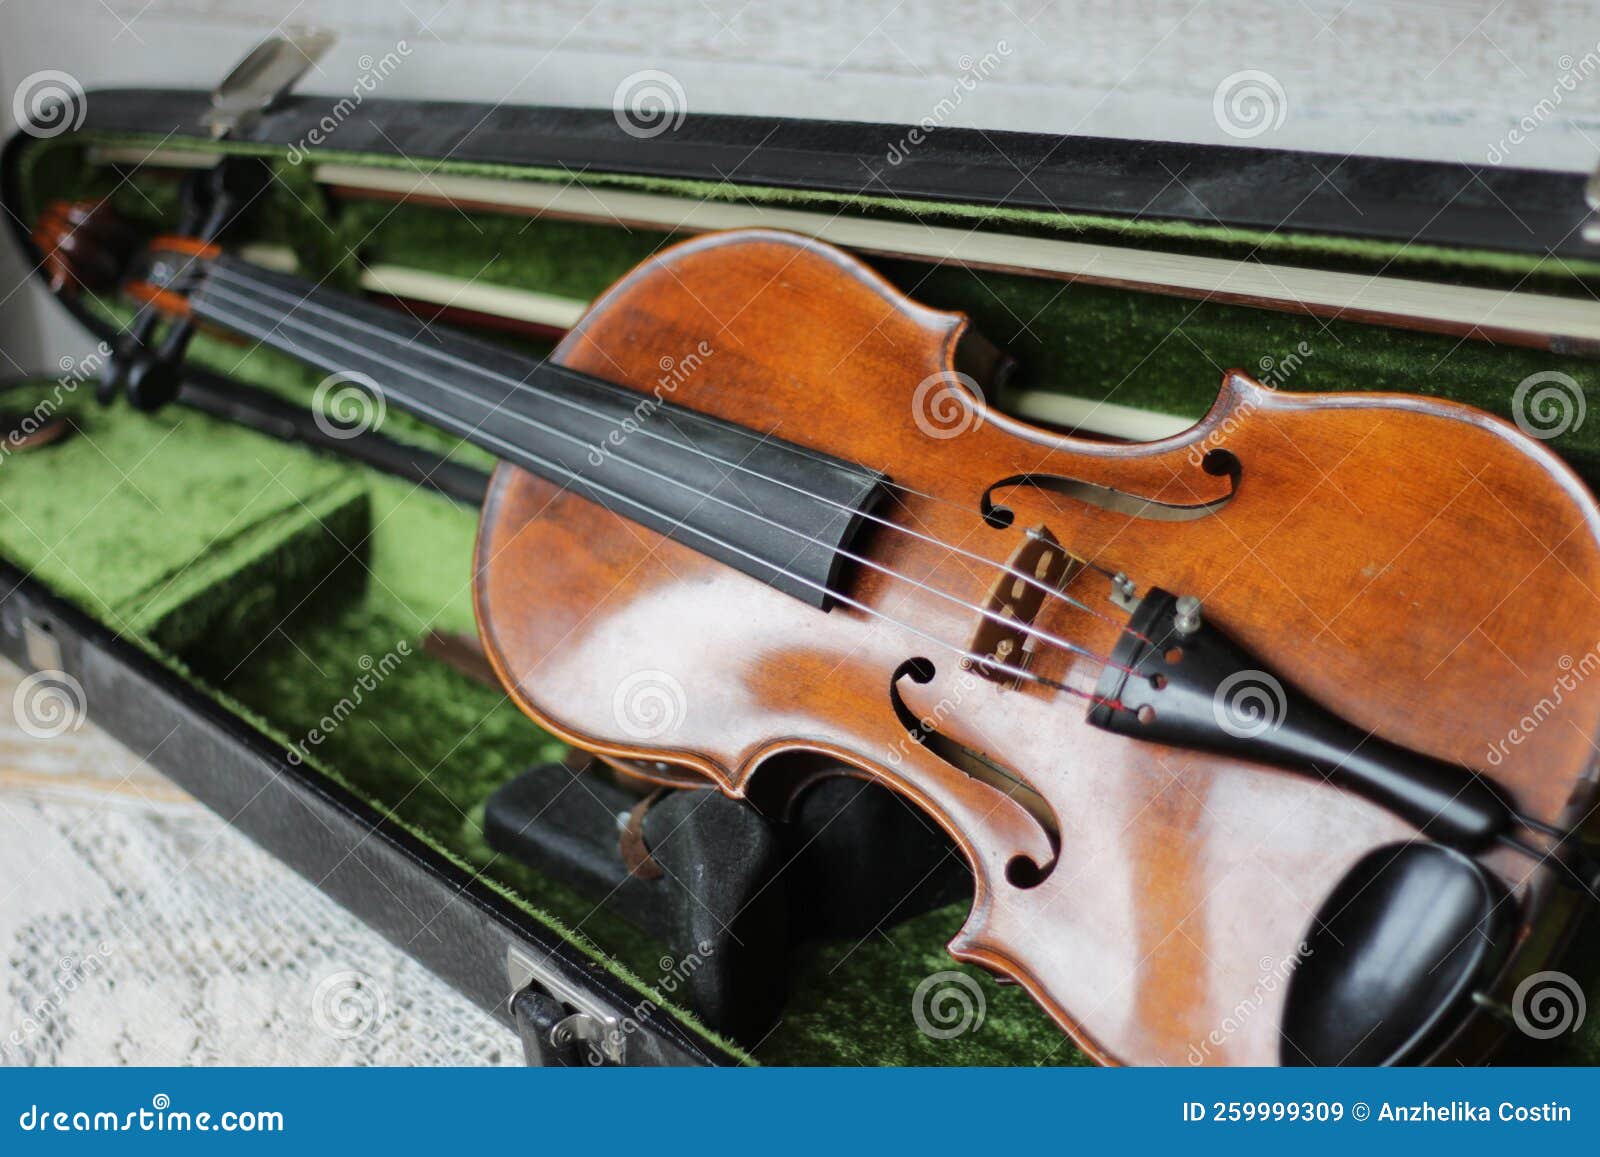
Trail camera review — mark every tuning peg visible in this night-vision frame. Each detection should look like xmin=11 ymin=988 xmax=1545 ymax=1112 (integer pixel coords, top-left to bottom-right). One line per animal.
xmin=31 ymin=200 xmax=139 ymax=296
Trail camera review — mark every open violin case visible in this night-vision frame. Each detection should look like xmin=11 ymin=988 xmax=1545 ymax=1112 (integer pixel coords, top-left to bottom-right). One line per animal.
xmin=5 ymin=42 xmax=1600 ymax=1067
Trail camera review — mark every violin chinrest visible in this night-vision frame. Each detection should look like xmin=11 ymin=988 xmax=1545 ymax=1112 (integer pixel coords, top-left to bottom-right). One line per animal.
xmin=1280 ymin=842 xmax=1512 ymax=1065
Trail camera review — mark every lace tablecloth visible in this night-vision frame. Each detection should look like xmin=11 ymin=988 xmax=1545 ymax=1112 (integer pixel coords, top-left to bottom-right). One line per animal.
xmin=0 ymin=658 xmax=521 ymax=1066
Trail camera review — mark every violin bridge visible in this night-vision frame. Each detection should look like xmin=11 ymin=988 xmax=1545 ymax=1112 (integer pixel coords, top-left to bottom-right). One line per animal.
xmin=968 ymin=525 xmax=1083 ymax=688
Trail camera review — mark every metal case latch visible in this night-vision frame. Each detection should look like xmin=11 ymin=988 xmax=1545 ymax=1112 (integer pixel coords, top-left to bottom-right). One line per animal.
xmin=506 ymin=946 xmax=625 ymax=1066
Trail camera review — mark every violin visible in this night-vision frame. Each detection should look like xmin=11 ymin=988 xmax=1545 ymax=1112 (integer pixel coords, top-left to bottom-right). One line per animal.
xmin=34 ymin=198 xmax=1600 ymax=1066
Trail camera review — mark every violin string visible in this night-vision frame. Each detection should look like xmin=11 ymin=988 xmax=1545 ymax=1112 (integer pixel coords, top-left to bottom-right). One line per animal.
xmin=192 ymin=296 xmax=1125 ymax=707
xmin=204 ymin=262 xmax=1135 ymax=636
xmin=197 ymin=273 xmax=1141 ymax=679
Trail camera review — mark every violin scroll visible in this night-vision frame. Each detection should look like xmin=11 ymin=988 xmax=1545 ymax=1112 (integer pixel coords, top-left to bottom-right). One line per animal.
xmin=31 ymin=156 xmax=268 ymax=411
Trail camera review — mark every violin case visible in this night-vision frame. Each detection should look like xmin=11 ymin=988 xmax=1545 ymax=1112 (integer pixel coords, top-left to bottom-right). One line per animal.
xmin=4 ymin=64 xmax=1600 ymax=1067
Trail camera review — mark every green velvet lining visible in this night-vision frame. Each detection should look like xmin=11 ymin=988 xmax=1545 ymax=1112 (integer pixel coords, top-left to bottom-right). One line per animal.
xmin=0 ymin=396 xmax=354 ymax=632
xmin=130 ymin=481 xmax=369 ymax=653
xmin=6 ymin=130 xmax=1600 ymax=1067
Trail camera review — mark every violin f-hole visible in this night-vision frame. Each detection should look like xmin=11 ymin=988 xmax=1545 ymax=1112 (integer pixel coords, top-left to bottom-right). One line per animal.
xmin=888 ymin=657 xmax=1060 ymax=887
xmin=981 ymin=448 xmax=1242 ymax=529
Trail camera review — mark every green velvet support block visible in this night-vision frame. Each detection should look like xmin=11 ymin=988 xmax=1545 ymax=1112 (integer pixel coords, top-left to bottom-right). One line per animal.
xmin=127 ymin=480 xmax=370 ymax=654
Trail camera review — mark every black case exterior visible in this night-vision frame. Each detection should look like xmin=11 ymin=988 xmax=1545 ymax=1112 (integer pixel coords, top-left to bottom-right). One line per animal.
xmin=50 ymin=88 xmax=1597 ymax=259
xmin=2 ymin=88 xmax=1592 ymax=1066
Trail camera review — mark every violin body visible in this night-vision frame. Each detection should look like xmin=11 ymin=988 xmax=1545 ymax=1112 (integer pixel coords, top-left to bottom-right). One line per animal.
xmin=475 ymin=230 xmax=1600 ymax=1065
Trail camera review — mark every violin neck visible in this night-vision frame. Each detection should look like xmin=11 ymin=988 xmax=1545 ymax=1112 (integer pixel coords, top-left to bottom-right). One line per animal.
xmin=185 ymin=254 xmax=886 ymax=609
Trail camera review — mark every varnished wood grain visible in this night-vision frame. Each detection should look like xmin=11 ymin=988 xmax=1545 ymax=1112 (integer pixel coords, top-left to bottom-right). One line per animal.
xmin=474 ymin=229 xmax=1600 ymax=1065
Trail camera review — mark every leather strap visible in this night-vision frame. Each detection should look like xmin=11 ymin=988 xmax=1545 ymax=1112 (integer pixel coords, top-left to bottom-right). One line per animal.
xmin=620 ymin=789 xmax=666 ymax=880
